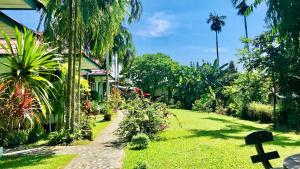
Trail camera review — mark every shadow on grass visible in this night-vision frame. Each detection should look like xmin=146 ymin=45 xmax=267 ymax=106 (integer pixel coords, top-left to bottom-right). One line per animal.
xmin=0 ymin=155 xmax=55 ymax=168
xmin=159 ymin=116 xmax=300 ymax=148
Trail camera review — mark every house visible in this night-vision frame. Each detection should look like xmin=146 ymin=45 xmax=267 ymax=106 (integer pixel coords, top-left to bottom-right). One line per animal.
xmin=0 ymin=1 xmax=118 ymax=101
xmin=0 ymin=0 xmax=44 ymax=10
xmin=81 ymin=56 xmax=115 ymax=102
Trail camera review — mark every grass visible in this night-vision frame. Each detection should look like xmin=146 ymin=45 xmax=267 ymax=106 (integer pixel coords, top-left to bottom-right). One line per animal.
xmin=123 ymin=109 xmax=300 ymax=169
xmin=0 ymin=155 xmax=76 ymax=169
xmin=72 ymin=114 xmax=112 ymax=145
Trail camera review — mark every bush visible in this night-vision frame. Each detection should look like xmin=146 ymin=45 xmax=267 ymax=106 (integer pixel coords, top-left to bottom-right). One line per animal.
xmin=248 ymin=102 xmax=273 ymax=123
xmin=90 ymin=101 xmax=101 ymax=115
xmin=80 ymin=115 xmax=93 ymax=141
xmin=28 ymin=125 xmax=45 ymax=143
xmin=134 ymin=161 xmax=148 ymax=169
xmin=101 ymin=102 xmax=113 ymax=121
xmin=130 ymin=133 xmax=150 ymax=150
xmin=192 ymin=96 xmax=213 ymax=112
xmin=48 ymin=129 xmax=79 ymax=146
xmin=117 ymin=98 xmax=168 ymax=141
xmin=0 ymin=130 xmax=29 ymax=147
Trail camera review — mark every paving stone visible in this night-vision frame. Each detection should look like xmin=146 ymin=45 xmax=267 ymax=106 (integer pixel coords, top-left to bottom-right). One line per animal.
xmin=4 ymin=112 xmax=125 ymax=169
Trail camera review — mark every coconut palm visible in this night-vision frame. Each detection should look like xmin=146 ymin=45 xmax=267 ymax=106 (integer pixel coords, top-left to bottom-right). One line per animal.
xmin=207 ymin=13 xmax=226 ymax=68
xmin=232 ymin=0 xmax=251 ymax=50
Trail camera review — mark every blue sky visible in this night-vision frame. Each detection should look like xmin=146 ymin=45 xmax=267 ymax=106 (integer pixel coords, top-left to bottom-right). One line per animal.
xmin=2 ymin=0 xmax=268 ymax=65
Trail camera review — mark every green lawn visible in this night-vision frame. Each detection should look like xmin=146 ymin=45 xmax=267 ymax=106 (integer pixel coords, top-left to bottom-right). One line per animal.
xmin=0 ymin=155 xmax=76 ymax=169
xmin=123 ymin=109 xmax=300 ymax=169
xmin=72 ymin=114 xmax=111 ymax=145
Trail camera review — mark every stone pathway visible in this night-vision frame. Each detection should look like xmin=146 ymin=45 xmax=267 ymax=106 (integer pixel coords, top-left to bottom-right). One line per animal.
xmin=4 ymin=112 xmax=125 ymax=169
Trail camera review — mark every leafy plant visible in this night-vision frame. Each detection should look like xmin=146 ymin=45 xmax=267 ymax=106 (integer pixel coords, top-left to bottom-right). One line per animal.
xmin=248 ymin=102 xmax=273 ymax=123
xmin=79 ymin=114 xmax=93 ymax=141
xmin=0 ymin=28 xmax=61 ymax=114
xmin=134 ymin=161 xmax=149 ymax=169
xmin=130 ymin=133 xmax=150 ymax=150
xmin=90 ymin=101 xmax=101 ymax=115
xmin=117 ymin=98 xmax=168 ymax=141
xmin=48 ymin=129 xmax=79 ymax=146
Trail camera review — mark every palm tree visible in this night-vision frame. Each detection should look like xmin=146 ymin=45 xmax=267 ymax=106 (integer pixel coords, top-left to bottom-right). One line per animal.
xmin=112 ymin=25 xmax=136 ymax=85
xmin=232 ymin=0 xmax=251 ymax=50
xmin=41 ymin=0 xmax=142 ymax=131
xmin=207 ymin=12 xmax=226 ymax=68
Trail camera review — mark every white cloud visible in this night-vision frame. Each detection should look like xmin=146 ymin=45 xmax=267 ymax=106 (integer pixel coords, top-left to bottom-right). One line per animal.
xmin=136 ymin=12 xmax=175 ymax=38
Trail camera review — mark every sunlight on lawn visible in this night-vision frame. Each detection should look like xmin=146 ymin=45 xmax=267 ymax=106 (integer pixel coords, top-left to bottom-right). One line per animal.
xmin=0 ymin=155 xmax=76 ymax=169
xmin=73 ymin=114 xmax=112 ymax=145
xmin=123 ymin=109 xmax=300 ymax=169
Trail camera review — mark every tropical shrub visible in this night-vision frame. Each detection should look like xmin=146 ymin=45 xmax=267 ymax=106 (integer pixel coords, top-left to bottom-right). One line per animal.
xmin=0 ymin=28 xmax=60 ymax=146
xmin=130 ymin=133 xmax=150 ymax=150
xmin=192 ymin=95 xmax=214 ymax=112
xmin=223 ymin=72 xmax=270 ymax=118
xmin=134 ymin=161 xmax=149 ymax=169
xmin=90 ymin=101 xmax=101 ymax=115
xmin=0 ymin=130 xmax=29 ymax=147
xmin=110 ymin=88 xmax=123 ymax=109
xmin=79 ymin=115 xmax=93 ymax=141
xmin=117 ymin=98 xmax=168 ymax=141
xmin=248 ymin=102 xmax=273 ymax=123
xmin=48 ymin=129 xmax=79 ymax=146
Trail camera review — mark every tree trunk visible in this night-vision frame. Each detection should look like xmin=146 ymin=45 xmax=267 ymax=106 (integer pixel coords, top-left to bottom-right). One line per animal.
xmin=116 ymin=54 xmax=119 ymax=87
xmin=66 ymin=0 xmax=74 ymax=130
xmin=77 ymin=28 xmax=82 ymax=126
xmin=106 ymin=53 xmax=110 ymax=101
xmin=272 ymin=72 xmax=277 ymax=129
xmin=244 ymin=15 xmax=250 ymax=51
xmin=70 ymin=0 xmax=78 ymax=132
xmin=215 ymin=31 xmax=220 ymax=72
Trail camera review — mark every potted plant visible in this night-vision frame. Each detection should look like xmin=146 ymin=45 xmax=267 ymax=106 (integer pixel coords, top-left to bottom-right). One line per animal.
xmin=103 ymin=103 xmax=112 ymax=121
xmin=90 ymin=101 xmax=101 ymax=115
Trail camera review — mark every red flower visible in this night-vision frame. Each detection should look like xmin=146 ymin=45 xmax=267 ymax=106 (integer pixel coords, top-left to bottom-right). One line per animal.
xmin=143 ymin=92 xmax=150 ymax=98
xmin=134 ymin=87 xmax=142 ymax=95
xmin=85 ymin=100 xmax=91 ymax=114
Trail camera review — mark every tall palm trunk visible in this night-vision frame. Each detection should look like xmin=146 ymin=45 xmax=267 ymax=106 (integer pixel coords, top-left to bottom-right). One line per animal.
xmin=77 ymin=28 xmax=82 ymax=125
xmin=71 ymin=0 xmax=78 ymax=132
xmin=244 ymin=15 xmax=250 ymax=51
xmin=66 ymin=0 xmax=74 ymax=130
xmin=215 ymin=31 xmax=220 ymax=68
xmin=106 ymin=53 xmax=110 ymax=101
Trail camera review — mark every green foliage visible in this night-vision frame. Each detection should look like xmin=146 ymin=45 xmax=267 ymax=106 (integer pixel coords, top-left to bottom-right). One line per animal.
xmin=79 ymin=115 xmax=93 ymax=141
xmin=248 ymin=102 xmax=273 ymax=123
xmin=48 ymin=129 xmax=79 ymax=146
xmin=207 ymin=12 xmax=226 ymax=33
xmin=223 ymin=71 xmax=270 ymax=118
xmin=130 ymin=133 xmax=150 ymax=150
xmin=246 ymin=0 xmax=300 ymax=130
xmin=134 ymin=161 xmax=149 ymax=169
xmin=117 ymin=98 xmax=169 ymax=141
xmin=0 ymin=28 xmax=61 ymax=114
xmin=0 ymin=130 xmax=29 ymax=147
xmin=192 ymin=97 xmax=213 ymax=112
xmin=127 ymin=53 xmax=179 ymax=98
xmin=90 ymin=101 xmax=101 ymax=115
